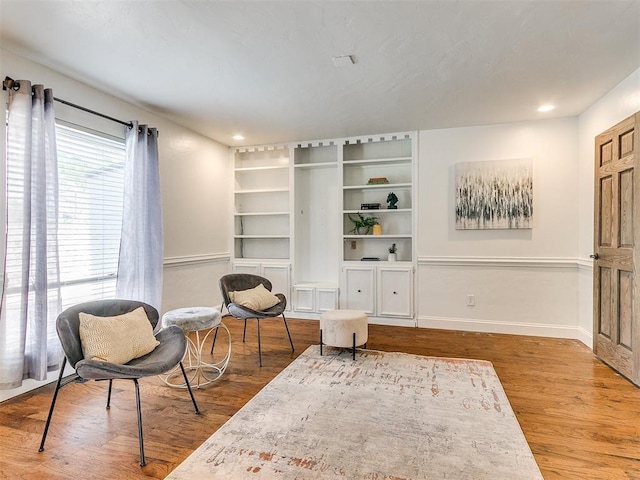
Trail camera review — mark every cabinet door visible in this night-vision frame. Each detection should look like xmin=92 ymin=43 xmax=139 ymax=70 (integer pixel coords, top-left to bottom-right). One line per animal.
xmin=316 ymin=288 xmax=338 ymax=312
xmin=342 ymin=266 xmax=375 ymax=314
xmin=232 ymin=262 xmax=261 ymax=275
xmin=262 ymin=263 xmax=291 ymax=308
xmin=378 ymin=266 xmax=413 ymax=318
xmin=293 ymin=286 xmax=315 ymax=312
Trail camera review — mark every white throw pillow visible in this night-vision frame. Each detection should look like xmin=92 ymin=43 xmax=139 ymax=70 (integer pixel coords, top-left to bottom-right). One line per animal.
xmin=79 ymin=307 xmax=160 ymax=364
xmin=231 ymin=283 xmax=280 ymax=311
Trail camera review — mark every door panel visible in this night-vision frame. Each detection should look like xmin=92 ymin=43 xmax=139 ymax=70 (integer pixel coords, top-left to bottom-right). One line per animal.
xmin=599 ymin=176 xmax=612 ymax=246
xmin=619 ymin=270 xmax=633 ymax=350
xmin=597 ymin=266 xmax=612 ymax=338
xmin=593 ymin=112 xmax=639 ymax=385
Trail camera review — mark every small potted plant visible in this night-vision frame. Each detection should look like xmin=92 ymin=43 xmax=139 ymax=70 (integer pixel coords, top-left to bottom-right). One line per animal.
xmin=348 ymin=212 xmax=379 ymax=235
xmin=388 ymin=243 xmax=397 ymax=261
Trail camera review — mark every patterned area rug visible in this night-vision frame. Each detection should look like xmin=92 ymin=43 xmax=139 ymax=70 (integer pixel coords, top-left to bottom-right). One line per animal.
xmin=166 ymin=346 xmax=543 ymax=479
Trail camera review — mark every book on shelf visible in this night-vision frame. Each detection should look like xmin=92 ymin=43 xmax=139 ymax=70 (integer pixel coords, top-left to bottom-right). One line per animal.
xmin=360 ymin=203 xmax=381 ymax=210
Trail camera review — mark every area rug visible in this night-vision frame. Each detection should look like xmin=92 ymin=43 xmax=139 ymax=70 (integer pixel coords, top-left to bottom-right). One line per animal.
xmin=166 ymin=346 xmax=543 ymax=479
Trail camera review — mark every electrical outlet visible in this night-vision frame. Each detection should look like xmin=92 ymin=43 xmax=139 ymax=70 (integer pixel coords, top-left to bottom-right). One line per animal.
xmin=466 ymin=294 xmax=475 ymax=306
xmin=351 ymin=240 xmax=357 ymax=249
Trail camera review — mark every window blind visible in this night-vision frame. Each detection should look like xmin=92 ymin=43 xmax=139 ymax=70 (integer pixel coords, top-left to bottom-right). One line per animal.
xmin=55 ymin=123 xmax=125 ymax=307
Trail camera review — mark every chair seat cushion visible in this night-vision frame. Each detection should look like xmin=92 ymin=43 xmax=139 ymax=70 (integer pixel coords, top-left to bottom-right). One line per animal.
xmin=76 ymin=326 xmax=187 ymax=380
xmin=79 ymin=307 xmax=160 ymax=364
xmin=230 ymin=283 xmax=280 ymax=311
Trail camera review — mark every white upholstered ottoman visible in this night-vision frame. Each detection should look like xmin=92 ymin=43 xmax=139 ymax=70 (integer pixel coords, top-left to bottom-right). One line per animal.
xmin=319 ymin=309 xmax=368 ymax=360
xmin=159 ymin=307 xmax=231 ymax=388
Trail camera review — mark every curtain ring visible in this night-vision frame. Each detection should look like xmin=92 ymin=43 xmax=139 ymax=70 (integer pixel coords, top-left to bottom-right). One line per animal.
xmin=2 ymin=77 xmax=20 ymax=91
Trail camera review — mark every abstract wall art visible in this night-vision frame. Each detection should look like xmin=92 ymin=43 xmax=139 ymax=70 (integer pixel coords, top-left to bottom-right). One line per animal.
xmin=455 ymin=158 xmax=533 ymax=230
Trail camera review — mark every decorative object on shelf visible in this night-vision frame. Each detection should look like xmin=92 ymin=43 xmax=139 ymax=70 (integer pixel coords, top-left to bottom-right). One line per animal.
xmin=348 ymin=212 xmax=379 ymax=235
xmin=360 ymin=203 xmax=381 ymax=210
xmin=372 ymin=224 xmax=382 ymax=235
xmin=455 ymin=158 xmax=533 ymax=230
xmin=387 ymin=192 xmax=398 ymax=209
xmin=388 ymin=243 xmax=397 ymax=262
xmin=367 ymin=177 xmax=390 ymax=185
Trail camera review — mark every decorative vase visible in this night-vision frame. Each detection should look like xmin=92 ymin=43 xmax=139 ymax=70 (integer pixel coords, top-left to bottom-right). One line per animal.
xmin=372 ymin=224 xmax=382 ymax=235
xmin=356 ymin=226 xmax=370 ymax=235
xmin=388 ymin=253 xmax=397 ymax=262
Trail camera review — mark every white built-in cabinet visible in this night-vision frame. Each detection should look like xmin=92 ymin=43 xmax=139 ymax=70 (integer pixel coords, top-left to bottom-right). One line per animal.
xmin=341 ymin=265 xmax=414 ymax=318
xmin=231 ymin=132 xmax=416 ymax=324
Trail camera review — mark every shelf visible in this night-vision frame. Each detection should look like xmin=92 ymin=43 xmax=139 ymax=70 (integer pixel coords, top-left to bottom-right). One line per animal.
xmin=235 ymin=235 xmax=289 ymax=239
xmin=342 ymin=156 xmax=412 ymax=166
xmin=235 ymin=211 xmax=289 ymax=216
xmin=342 ymin=260 xmax=413 ymax=265
xmin=234 ymin=165 xmax=289 ymax=172
xmin=343 ymin=182 xmax=411 ymax=190
xmin=343 ymin=234 xmax=412 ymax=239
xmin=343 ymin=209 xmax=411 ymax=214
xmin=294 ymin=162 xmax=336 ymax=169
xmin=235 ymin=188 xmax=289 ymax=194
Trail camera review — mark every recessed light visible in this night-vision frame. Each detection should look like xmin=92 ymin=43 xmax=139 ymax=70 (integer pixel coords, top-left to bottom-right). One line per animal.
xmin=537 ymin=104 xmax=555 ymax=113
xmin=232 ymin=135 xmax=245 ymax=140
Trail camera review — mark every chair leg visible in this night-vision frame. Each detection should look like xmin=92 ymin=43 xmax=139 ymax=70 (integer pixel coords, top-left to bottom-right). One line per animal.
xmin=352 ymin=332 xmax=356 ymax=360
xmin=243 ymin=319 xmax=247 ymax=342
xmin=179 ymin=362 xmax=200 ymax=414
xmin=257 ymin=319 xmax=262 ymax=367
xmin=106 ymin=379 xmax=113 ymax=409
xmin=210 ymin=302 xmax=225 ymax=355
xmin=209 ymin=328 xmax=219 ymax=355
xmin=320 ymin=328 xmax=323 ymax=356
xmin=282 ymin=313 xmax=294 ymax=352
xmin=133 ymin=379 xmax=146 ymax=467
xmin=39 ymin=357 xmax=67 ymax=452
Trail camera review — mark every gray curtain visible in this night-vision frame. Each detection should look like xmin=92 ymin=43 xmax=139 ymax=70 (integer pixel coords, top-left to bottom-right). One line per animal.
xmin=116 ymin=121 xmax=163 ymax=311
xmin=0 ymin=80 xmax=62 ymax=389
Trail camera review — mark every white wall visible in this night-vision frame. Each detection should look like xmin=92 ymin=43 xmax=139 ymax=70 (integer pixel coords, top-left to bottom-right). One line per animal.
xmin=417 ymin=118 xmax=582 ymax=340
xmin=0 ymin=48 xmax=231 ymax=401
xmin=576 ymin=67 xmax=640 ymax=346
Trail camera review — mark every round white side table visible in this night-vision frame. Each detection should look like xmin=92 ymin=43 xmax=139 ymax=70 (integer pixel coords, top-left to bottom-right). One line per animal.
xmin=159 ymin=307 xmax=231 ymax=388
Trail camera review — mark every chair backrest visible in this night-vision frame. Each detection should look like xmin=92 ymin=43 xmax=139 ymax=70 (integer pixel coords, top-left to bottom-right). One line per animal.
xmin=56 ymin=299 xmax=159 ymax=368
xmin=219 ymin=274 xmax=273 ymax=308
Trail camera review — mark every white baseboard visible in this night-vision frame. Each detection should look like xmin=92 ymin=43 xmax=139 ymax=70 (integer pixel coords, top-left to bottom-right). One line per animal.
xmin=417 ymin=315 xmax=587 ymax=342
xmin=576 ymin=326 xmax=593 ymax=349
xmin=368 ymin=316 xmax=416 ymax=328
xmin=0 ymin=362 xmax=75 ymax=403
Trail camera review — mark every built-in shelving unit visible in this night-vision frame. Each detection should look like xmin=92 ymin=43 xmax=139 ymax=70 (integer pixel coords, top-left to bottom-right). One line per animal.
xmin=292 ymin=141 xmax=340 ymax=313
xmin=230 ymin=132 xmax=416 ymax=323
xmin=341 ymin=134 xmax=415 ymax=263
xmin=233 ymin=146 xmax=291 ymax=260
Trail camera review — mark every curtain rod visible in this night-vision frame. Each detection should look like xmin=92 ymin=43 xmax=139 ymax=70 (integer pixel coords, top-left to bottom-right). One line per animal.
xmin=3 ymin=76 xmax=133 ymax=129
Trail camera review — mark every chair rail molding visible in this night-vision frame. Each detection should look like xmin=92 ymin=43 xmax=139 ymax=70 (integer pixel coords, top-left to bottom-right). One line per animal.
xmin=418 ymin=256 xmax=584 ymax=269
xmin=163 ymin=252 xmax=231 ymax=267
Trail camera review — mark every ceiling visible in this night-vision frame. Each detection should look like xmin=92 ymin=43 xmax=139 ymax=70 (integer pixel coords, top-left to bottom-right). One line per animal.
xmin=1 ymin=1 xmax=639 ymax=147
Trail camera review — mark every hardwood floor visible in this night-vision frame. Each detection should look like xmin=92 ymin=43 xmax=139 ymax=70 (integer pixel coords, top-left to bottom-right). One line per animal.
xmin=1 ymin=318 xmax=639 ymax=479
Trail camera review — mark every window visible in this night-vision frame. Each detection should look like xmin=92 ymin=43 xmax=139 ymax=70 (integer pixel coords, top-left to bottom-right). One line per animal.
xmin=55 ymin=122 xmax=125 ymax=308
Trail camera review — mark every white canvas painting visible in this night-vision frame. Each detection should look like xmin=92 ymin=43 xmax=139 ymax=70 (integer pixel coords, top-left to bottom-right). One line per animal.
xmin=455 ymin=158 xmax=533 ymax=230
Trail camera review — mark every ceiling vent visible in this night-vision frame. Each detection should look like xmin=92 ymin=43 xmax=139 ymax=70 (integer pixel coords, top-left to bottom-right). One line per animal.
xmin=332 ymin=55 xmax=355 ymax=67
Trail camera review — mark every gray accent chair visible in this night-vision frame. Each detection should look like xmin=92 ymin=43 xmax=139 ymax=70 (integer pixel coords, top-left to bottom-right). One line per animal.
xmin=38 ymin=299 xmax=199 ymax=467
xmin=218 ymin=274 xmax=294 ymax=366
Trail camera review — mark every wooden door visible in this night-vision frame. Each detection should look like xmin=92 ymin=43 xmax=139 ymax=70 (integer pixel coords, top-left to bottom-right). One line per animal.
xmin=593 ymin=112 xmax=640 ymax=385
